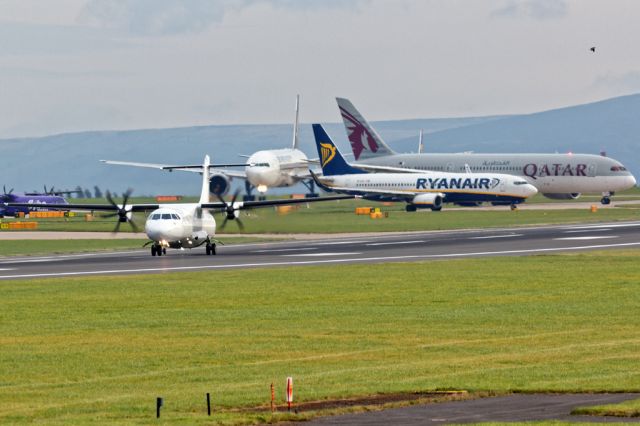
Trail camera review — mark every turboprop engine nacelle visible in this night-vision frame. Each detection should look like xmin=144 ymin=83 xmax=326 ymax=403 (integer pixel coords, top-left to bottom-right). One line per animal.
xmin=209 ymin=174 xmax=230 ymax=196
xmin=412 ymin=193 xmax=444 ymax=209
xmin=542 ymin=193 xmax=581 ymax=200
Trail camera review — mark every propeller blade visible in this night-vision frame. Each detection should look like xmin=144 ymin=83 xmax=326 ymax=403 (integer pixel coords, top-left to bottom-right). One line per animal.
xmin=105 ymin=190 xmax=116 ymax=207
xmin=230 ymin=188 xmax=241 ymax=205
xmin=122 ymin=188 xmax=133 ymax=208
xmin=113 ymin=220 xmax=122 ymax=234
xmin=128 ymin=218 xmax=140 ymax=233
xmin=236 ymin=217 xmax=245 ymax=231
xmin=220 ymin=216 xmax=229 ymax=230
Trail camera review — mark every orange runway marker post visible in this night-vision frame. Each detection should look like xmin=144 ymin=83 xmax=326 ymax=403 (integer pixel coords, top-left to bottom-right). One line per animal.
xmin=286 ymin=377 xmax=293 ymax=412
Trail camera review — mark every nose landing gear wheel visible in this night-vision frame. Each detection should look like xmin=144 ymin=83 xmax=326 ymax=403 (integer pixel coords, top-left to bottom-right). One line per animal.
xmin=151 ymin=245 xmax=157 ymax=256
xmin=601 ymin=196 xmax=611 ymax=205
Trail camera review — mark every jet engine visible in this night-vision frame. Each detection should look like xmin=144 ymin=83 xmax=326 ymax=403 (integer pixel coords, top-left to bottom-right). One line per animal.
xmin=408 ymin=193 xmax=444 ymax=211
xmin=542 ymin=193 xmax=581 ymax=200
xmin=209 ymin=174 xmax=230 ymax=196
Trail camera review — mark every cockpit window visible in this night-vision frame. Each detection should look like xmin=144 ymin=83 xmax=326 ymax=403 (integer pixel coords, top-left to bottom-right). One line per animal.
xmin=514 ymin=181 xmax=528 ymax=185
xmin=611 ymin=166 xmax=627 ymax=171
xmin=151 ymin=214 xmax=161 ymax=220
xmin=161 ymin=213 xmax=172 ymax=220
xmin=171 ymin=214 xmax=180 ymax=220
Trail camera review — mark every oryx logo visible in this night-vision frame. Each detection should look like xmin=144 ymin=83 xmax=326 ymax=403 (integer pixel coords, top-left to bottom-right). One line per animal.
xmin=320 ymin=142 xmax=336 ymax=167
xmin=340 ymin=107 xmax=379 ymax=160
xmin=489 ymin=178 xmax=500 ymax=189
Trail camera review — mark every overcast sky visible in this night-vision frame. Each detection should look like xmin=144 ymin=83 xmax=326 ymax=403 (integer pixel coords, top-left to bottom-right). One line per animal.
xmin=0 ymin=0 xmax=639 ymax=138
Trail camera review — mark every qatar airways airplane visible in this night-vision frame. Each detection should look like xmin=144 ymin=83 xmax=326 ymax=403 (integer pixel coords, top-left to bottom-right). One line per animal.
xmin=336 ymin=98 xmax=636 ymax=205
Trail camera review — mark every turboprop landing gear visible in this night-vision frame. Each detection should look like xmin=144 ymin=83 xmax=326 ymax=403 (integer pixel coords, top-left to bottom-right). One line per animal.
xmin=205 ymin=241 xmax=217 ymax=256
xmin=151 ymin=244 xmax=165 ymax=257
xmin=510 ymin=204 xmax=518 ymax=211
xmin=601 ymin=194 xmax=612 ymax=205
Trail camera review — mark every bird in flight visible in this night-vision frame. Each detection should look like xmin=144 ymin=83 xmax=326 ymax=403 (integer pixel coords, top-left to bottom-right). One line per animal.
xmin=590 ymin=46 xmax=596 ymax=53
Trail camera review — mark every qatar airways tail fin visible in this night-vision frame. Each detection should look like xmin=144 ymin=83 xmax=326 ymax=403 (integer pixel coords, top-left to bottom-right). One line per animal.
xmin=336 ymin=97 xmax=396 ymax=161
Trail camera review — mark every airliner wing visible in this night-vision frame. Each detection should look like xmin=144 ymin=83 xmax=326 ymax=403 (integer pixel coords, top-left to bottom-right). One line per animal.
xmin=100 ymin=160 xmax=249 ymax=179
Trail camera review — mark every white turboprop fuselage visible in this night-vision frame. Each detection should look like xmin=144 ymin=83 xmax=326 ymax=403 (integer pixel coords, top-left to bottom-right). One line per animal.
xmin=144 ymin=204 xmax=216 ymax=249
xmin=245 ymin=148 xmax=309 ymax=191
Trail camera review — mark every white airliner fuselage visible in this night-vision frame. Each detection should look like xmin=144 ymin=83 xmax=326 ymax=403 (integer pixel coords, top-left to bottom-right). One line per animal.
xmin=245 ymin=148 xmax=309 ymax=191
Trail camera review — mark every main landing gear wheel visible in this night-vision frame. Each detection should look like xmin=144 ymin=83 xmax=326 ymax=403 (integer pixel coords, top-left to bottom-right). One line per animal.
xmin=151 ymin=244 xmax=163 ymax=257
xmin=405 ymin=204 xmax=417 ymax=212
xmin=510 ymin=204 xmax=518 ymax=211
xmin=430 ymin=205 xmax=442 ymax=212
xmin=205 ymin=242 xmax=217 ymax=256
xmin=601 ymin=196 xmax=611 ymax=205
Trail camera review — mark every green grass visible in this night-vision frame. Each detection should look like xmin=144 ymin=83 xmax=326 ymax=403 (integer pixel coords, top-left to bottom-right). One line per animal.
xmin=0 ymin=237 xmax=282 ymax=257
xmin=572 ymin=398 xmax=640 ymax=417
xmin=1 ymin=250 xmax=639 ymax=424
xmin=2 ymin=198 xmax=639 ymax=234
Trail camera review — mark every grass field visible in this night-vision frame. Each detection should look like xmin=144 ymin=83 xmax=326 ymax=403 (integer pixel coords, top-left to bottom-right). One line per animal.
xmin=1 ymin=250 xmax=639 ymax=424
xmin=2 ymin=198 xmax=639 ymax=234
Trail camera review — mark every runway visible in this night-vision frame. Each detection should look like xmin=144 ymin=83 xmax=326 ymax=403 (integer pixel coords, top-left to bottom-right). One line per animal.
xmin=1 ymin=220 xmax=640 ymax=280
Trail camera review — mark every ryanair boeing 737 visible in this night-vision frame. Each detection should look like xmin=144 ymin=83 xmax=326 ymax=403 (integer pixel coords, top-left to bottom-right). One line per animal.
xmin=311 ymin=125 xmax=537 ymax=211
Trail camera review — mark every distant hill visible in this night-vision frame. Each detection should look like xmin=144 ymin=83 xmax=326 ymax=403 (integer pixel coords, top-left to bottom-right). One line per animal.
xmin=0 ymin=94 xmax=638 ymax=196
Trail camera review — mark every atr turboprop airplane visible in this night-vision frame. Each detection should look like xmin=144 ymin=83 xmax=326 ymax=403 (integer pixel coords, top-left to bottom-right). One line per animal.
xmin=0 ymin=185 xmax=72 ymax=217
xmin=5 ymin=156 xmax=352 ymax=257
xmin=336 ymin=98 xmax=636 ymax=205
xmin=311 ymin=125 xmax=538 ymax=211
xmin=101 ymin=95 xmax=316 ymax=200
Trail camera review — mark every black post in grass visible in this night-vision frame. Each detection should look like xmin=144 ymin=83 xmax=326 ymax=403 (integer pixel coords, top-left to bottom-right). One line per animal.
xmin=206 ymin=392 xmax=211 ymax=416
xmin=156 ymin=397 xmax=163 ymax=418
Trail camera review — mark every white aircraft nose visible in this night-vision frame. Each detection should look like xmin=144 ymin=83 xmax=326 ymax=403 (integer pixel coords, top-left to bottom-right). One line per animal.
xmin=628 ymin=174 xmax=637 ymax=188
xmin=525 ymin=183 xmax=538 ymax=197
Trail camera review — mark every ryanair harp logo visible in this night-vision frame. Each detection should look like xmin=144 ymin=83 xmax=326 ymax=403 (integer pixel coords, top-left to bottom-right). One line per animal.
xmin=320 ymin=142 xmax=336 ymax=167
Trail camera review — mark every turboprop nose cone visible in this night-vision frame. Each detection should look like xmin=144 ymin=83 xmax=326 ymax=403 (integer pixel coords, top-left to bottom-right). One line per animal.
xmin=628 ymin=174 xmax=637 ymax=188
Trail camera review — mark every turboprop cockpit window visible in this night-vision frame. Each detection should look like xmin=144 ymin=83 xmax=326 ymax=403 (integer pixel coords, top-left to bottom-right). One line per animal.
xmin=161 ymin=213 xmax=172 ymax=220
xmin=150 ymin=214 xmax=161 ymax=220
xmin=171 ymin=214 xmax=180 ymax=220
xmin=514 ymin=181 xmax=529 ymax=185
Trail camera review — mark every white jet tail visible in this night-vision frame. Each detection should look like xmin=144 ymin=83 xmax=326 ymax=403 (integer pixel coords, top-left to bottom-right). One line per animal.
xmin=199 ymin=155 xmax=211 ymax=204
xmin=292 ymin=94 xmax=300 ymax=150
xmin=336 ymin=97 xmax=396 ymax=161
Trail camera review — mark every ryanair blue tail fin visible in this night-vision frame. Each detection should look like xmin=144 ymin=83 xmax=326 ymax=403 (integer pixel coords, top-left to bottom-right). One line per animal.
xmin=312 ymin=124 xmax=367 ymax=176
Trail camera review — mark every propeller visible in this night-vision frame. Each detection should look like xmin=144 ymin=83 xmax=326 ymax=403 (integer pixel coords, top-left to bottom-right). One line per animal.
xmin=3 ymin=185 xmax=14 ymax=195
xmin=215 ymin=189 xmax=244 ymax=230
xmin=103 ymin=188 xmax=140 ymax=233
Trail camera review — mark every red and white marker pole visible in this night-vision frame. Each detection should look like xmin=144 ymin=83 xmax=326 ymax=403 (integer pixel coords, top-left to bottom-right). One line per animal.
xmin=286 ymin=377 xmax=293 ymax=411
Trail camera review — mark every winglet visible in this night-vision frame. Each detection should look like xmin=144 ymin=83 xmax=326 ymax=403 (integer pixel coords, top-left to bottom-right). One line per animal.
xmin=292 ymin=94 xmax=300 ymax=150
